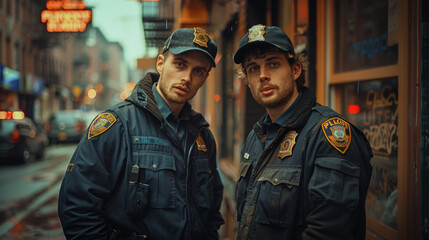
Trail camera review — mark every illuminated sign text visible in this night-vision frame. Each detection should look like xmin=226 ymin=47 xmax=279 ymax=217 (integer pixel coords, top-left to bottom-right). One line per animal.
xmin=41 ymin=0 xmax=92 ymax=32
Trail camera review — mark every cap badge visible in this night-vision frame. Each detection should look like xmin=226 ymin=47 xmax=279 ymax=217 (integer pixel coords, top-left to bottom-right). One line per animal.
xmin=193 ymin=27 xmax=209 ymax=48
xmin=321 ymin=117 xmax=351 ymax=154
xmin=278 ymin=130 xmax=298 ymax=159
xmin=248 ymin=24 xmax=266 ymax=42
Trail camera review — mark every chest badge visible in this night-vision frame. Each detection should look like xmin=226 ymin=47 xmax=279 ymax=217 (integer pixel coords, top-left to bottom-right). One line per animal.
xmin=278 ymin=130 xmax=298 ymax=159
xmin=196 ymin=135 xmax=207 ymax=152
xmin=321 ymin=117 xmax=351 ymax=154
xmin=88 ymin=112 xmax=117 ymax=139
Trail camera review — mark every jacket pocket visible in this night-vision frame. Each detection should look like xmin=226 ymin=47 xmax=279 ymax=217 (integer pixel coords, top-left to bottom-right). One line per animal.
xmin=138 ymin=152 xmax=177 ymax=209
xmin=126 ymin=182 xmax=149 ymax=217
xmin=309 ymin=157 xmax=360 ymax=209
xmin=192 ymin=157 xmax=213 ymax=208
xmin=254 ymin=166 xmax=301 ymax=228
xmin=235 ymin=161 xmax=252 ymax=222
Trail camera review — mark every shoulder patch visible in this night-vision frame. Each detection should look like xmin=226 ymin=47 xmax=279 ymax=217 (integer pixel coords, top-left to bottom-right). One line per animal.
xmin=321 ymin=117 xmax=351 ymax=154
xmin=88 ymin=112 xmax=117 ymax=139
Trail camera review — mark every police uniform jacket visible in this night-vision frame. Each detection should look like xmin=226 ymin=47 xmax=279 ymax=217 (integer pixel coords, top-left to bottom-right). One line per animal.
xmin=58 ymin=72 xmax=224 ymax=240
xmin=235 ymin=87 xmax=373 ymax=240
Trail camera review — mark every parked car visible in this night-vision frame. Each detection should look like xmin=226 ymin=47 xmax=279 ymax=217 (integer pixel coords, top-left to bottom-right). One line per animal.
xmin=0 ymin=110 xmax=48 ymax=164
xmin=45 ymin=110 xmax=87 ymax=144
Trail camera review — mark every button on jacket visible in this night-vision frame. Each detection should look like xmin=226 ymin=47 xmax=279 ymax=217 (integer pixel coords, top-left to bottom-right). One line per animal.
xmin=235 ymin=87 xmax=373 ymax=240
xmin=58 ymin=72 xmax=224 ymax=240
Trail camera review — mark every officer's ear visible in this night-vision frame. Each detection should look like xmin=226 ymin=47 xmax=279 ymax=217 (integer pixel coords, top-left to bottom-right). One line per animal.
xmin=237 ymin=64 xmax=249 ymax=86
xmin=292 ymin=62 xmax=302 ymax=81
xmin=156 ymin=54 xmax=166 ymax=74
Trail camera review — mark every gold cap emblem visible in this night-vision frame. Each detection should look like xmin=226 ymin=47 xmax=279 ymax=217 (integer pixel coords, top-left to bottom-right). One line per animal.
xmin=193 ymin=27 xmax=209 ymax=48
xmin=248 ymin=24 xmax=266 ymax=42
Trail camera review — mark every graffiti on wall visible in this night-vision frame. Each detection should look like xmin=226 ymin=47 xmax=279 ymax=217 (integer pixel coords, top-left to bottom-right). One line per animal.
xmin=341 ymin=79 xmax=398 ymax=229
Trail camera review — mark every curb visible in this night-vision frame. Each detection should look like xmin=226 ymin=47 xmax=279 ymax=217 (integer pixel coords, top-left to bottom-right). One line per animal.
xmin=0 ymin=173 xmax=63 ymax=237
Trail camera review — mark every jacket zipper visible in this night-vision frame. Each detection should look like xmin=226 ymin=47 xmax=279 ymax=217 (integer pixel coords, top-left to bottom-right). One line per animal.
xmin=185 ymin=138 xmax=195 ymax=238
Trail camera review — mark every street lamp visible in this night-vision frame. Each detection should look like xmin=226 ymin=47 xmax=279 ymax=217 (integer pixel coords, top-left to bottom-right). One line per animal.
xmin=88 ymin=88 xmax=97 ymax=99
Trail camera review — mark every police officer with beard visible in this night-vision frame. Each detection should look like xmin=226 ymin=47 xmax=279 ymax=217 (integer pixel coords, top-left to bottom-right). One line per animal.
xmin=234 ymin=25 xmax=373 ymax=240
xmin=58 ymin=28 xmax=224 ymax=240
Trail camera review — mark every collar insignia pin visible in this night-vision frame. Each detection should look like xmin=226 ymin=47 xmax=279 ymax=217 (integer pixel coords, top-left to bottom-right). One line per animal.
xmin=196 ymin=135 xmax=207 ymax=152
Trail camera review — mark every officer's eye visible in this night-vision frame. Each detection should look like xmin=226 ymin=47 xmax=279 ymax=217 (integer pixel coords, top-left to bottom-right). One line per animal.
xmin=247 ymin=65 xmax=259 ymax=74
xmin=175 ymin=61 xmax=185 ymax=68
xmin=194 ymin=68 xmax=207 ymax=77
xmin=269 ymin=62 xmax=279 ymax=68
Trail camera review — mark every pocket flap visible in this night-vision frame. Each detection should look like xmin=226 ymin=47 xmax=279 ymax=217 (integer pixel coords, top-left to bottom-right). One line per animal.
xmin=239 ymin=162 xmax=252 ymax=178
xmin=315 ymin=157 xmax=359 ymax=177
xmin=257 ymin=166 xmax=301 ymax=187
xmin=139 ymin=153 xmax=176 ymax=171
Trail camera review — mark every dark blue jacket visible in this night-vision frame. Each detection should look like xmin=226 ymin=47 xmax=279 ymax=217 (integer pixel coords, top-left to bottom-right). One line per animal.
xmin=58 ymin=72 xmax=224 ymax=240
xmin=235 ymin=87 xmax=373 ymax=240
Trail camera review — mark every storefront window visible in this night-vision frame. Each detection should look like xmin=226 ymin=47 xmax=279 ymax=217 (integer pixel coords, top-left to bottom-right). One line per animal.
xmin=334 ymin=0 xmax=398 ymax=73
xmin=338 ymin=78 xmax=398 ymax=229
xmin=294 ymin=0 xmax=308 ymax=52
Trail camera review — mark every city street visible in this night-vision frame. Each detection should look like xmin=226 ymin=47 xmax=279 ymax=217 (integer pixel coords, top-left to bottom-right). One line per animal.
xmin=0 ymin=144 xmax=77 ymax=240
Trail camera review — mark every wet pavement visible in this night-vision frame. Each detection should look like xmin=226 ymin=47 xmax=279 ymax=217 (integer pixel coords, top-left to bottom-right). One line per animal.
xmin=0 ymin=144 xmax=77 ymax=239
xmin=1 ymin=195 xmax=65 ymax=240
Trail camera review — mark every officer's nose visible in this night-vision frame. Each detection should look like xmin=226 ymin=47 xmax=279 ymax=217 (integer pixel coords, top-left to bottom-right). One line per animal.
xmin=259 ymin=66 xmax=270 ymax=82
xmin=181 ymin=70 xmax=192 ymax=86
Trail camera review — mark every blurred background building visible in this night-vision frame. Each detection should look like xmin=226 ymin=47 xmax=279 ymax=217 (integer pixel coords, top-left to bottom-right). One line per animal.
xmin=1 ymin=0 xmax=428 ymax=239
xmin=0 ymin=0 xmax=129 ymax=124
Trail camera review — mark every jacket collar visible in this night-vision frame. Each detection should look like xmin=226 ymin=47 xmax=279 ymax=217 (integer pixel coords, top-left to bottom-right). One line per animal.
xmin=126 ymin=72 xmax=163 ymax=121
xmin=126 ymin=72 xmax=209 ymax=130
xmin=254 ymin=87 xmax=316 ymax=140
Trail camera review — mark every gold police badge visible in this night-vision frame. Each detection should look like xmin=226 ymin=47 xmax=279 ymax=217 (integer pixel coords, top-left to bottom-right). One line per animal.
xmin=278 ymin=130 xmax=298 ymax=159
xmin=248 ymin=24 xmax=266 ymax=42
xmin=193 ymin=27 xmax=209 ymax=48
xmin=88 ymin=112 xmax=117 ymax=139
xmin=195 ymin=135 xmax=207 ymax=152
xmin=321 ymin=117 xmax=351 ymax=154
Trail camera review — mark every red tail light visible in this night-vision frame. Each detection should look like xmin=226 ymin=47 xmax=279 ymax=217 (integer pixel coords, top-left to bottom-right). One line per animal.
xmin=0 ymin=111 xmax=9 ymax=119
xmin=0 ymin=110 xmax=25 ymax=119
xmin=11 ymin=128 xmax=20 ymax=143
xmin=75 ymin=122 xmax=83 ymax=132
xmin=44 ymin=122 xmax=50 ymax=132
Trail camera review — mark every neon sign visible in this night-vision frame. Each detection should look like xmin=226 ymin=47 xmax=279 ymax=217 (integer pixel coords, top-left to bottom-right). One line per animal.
xmin=41 ymin=0 xmax=92 ymax=32
xmin=46 ymin=0 xmax=87 ymax=10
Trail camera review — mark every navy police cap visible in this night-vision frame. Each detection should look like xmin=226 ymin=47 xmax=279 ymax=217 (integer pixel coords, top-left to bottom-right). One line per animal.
xmin=163 ymin=27 xmax=218 ymax=67
xmin=234 ymin=24 xmax=295 ymax=64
